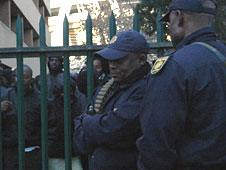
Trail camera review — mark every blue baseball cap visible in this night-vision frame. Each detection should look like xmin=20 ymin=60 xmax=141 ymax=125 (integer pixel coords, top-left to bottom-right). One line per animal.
xmin=95 ymin=30 xmax=149 ymax=60
xmin=160 ymin=0 xmax=217 ymax=21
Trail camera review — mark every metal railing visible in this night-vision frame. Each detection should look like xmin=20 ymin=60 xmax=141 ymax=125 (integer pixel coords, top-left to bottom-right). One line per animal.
xmin=0 ymin=9 xmax=172 ymax=170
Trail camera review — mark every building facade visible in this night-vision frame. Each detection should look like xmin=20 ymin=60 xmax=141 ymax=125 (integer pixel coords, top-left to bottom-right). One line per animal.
xmin=48 ymin=0 xmax=139 ymax=72
xmin=0 ymin=0 xmax=51 ymax=76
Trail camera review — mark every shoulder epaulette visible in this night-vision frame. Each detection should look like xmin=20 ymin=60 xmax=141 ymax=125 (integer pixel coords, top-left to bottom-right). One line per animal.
xmin=151 ymin=56 xmax=169 ymax=75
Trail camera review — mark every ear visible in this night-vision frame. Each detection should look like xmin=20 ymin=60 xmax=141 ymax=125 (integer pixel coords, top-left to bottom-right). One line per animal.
xmin=174 ymin=10 xmax=184 ymax=27
xmin=138 ymin=53 xmax=147 ymax=65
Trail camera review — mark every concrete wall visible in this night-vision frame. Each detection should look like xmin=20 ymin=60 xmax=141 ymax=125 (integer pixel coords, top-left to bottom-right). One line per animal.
xmin=0 ymin=21 xmax=40 ymax=77
xmin=0 ymin=21 xmax=16 ymax=47
xmin=42 ymin=0 xmax=51 ymax=15
xmin=13 ymin=0 xmax=41 ymax=35
xmin=0 ymin=0 xmax=51 ymax=76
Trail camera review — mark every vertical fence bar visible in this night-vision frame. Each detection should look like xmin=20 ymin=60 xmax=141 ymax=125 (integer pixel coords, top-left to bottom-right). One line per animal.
xmin=63 ymin=15 xmax=72 ymax=170
xmin=39 ymin=15 xmax=48 ymax=170
xmin=133 ymin=6 xmax=140 ymax=32
xmin=109 ymin=11 xmax=116 ymax=40
xmin=156 ymin=9 xmax=164 ymax=56
xmin=0 ymin=88 xmax=2 ymax=170
xmin=16 ymin=15 xmax=25 ymax=170
xmin=86 ymin=13 xmax=93 ymax=105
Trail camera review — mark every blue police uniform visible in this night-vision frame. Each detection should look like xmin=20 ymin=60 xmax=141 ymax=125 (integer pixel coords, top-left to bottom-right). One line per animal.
xmin=137 ymin=27 xmax=226 ymax=170
xmin=73 ymin=63 xmax=150 ymax=170
xmin=73 ymin=30 xmax=150 ymax=170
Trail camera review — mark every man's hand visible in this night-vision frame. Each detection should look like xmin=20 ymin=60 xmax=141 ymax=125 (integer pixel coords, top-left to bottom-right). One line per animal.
xmin=1 ymin=100 xmax=13 ymax=112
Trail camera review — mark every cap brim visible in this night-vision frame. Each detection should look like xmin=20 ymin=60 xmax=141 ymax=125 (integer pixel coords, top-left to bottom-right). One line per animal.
xmin=159 ymin=11 xmax=170 ymax=22
xmin=95 ymin=47 xmax=129 ymax=60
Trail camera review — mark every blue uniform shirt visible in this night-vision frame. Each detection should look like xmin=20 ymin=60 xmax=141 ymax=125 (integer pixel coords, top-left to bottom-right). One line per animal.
xmin=73 ymin=63 xmax=150 ymax=170
xmin=137 ymin=27 xmax=226 ymax=170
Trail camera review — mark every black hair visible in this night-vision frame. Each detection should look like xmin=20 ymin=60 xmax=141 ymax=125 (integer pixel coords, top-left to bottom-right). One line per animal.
xmin=93 ymin=55 xmax=109 ymax=74
xmin=47 ymin=56 xmax=64 ymax=73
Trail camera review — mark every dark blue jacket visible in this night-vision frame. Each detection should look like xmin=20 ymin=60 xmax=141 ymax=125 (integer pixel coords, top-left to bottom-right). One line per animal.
xmin=73 ymin=64 xmax=150 ymax=170
xmin=137 ymin=27 xmax=226 ymax=170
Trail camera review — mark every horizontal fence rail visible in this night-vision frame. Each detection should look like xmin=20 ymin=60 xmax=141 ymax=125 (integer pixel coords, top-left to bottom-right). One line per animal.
xmin=0 ymin=42 xmax=172 ymax=58
xmin=0 ymin=9 xmax=173 ymax=170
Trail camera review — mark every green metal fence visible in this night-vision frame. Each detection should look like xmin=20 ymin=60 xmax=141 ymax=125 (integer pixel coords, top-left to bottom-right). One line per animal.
xmin=0 ymin=10 xmax=172 ymax=170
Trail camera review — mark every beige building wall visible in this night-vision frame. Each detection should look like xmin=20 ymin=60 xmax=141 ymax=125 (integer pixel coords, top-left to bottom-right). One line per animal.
xmin=0 ymin=0 xmax=51 ymax=76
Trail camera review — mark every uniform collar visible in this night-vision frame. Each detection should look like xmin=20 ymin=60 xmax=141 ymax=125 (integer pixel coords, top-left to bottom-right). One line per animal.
xmin=119 ymin=62 xmax=151 ymax=88
xmin=176 ymin=27 xmax=217 ymax=50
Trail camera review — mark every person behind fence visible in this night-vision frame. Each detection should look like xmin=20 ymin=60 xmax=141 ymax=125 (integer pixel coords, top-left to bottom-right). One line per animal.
xmin=93 ymin=55 xmax=110 ymax=85
xmin=73 ymin=30 xmax=151 ymax=170
xmin=35 ymin=56 xmax=64 ymax=101
xmin=0 ymin=70 xmax=10 ymax=127
xmin=1 ymin=64 xmax=56 ymax=170
xmin=0 ymin=69 xmax=11 ymax=98
xmin=0 ymin=68 xmax=14 ymax=88
xmin=76 ymin=62 xmax=98 ymax=97
xmin=137 ymin=0 xmax=226 ymax=170
xmin=48 ymin=72 xmax=83 ymax=170
xmin=76 ymin=54 xmax=110 ymax=96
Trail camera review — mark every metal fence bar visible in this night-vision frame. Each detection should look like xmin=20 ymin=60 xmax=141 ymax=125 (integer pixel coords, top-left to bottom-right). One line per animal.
xmin=16 ymin=15 xmax=25 ymax=170
xmin=39 ymin=16 xmax=48 ymax=170
xmin=0 ymin=45 xmax=107 ymax=58
xmin=0 ymin=88 xmax=2 ymax=170
xmin=86 ymin=13 xmax=94 ymax=105
xmin=133 ymin=7 xmax=140 ymax=32
xmin=63 ymin=15 xmax=72 ymax=170
xmin=109 ymin=11 xmax=116 ymax=39
xmin=0 ymin=8 xmax=174 ymax=170
xmin=156 ymin=9 xmax=165 ymax=56
xmin=0 ymin=42 xmax=172 ymax=58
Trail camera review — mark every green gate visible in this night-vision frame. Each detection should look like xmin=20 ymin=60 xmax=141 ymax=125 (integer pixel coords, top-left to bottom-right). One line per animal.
xmin=0 ymin=10 xmax=172 ymax=170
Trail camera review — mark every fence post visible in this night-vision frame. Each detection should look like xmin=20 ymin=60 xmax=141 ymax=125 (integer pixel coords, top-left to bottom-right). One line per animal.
xmin=0 ymin=88 xmax=2 ymax=170
xmin=86 ymin=13 xmax=93 ymax=105
xmin=39 ymin=15 xmax=48 ymax=170
xmin=63 ymin=15 xmax=72 ymax=170
xmin=109 ymin=11 xmax=116 ymax=39
xmin=156 ymin=9 xmax=164 ymax=56
xmin=133 ymin=6 xmax=140 ymax=32
xmin=16 ymin=15 xmax=25 ymax=170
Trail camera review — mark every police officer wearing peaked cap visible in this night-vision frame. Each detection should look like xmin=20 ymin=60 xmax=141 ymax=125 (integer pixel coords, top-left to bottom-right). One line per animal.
xmin=73 ymin=30 xmax=151 ymax=170
xmin=137 ymin=0 xmax=226 ymax=170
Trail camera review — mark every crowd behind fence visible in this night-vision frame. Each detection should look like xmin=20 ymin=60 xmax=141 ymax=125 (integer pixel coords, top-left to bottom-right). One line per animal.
xmin=0 ymin=10 xmax=172 ymax=170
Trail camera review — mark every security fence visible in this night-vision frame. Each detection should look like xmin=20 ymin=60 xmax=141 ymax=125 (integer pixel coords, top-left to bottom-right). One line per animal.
xmin=0 ymin=10 xmax=172 ymax=170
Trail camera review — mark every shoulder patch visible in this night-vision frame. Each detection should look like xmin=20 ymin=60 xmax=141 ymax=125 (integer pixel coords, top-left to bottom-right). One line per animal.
xmin=151 ymin=56 xmax=169 ymax=75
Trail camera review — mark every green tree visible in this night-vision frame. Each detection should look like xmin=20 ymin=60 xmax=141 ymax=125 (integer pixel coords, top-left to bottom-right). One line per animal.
xmin=137 ymin=0 xmax=226 ymax=42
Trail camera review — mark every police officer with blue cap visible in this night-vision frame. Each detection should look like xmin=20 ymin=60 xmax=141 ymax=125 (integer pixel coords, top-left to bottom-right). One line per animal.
xmin=73 ymin=30 xmax=151 ymax=170
xmin=137 ymin=0 xmax=226 ymax=170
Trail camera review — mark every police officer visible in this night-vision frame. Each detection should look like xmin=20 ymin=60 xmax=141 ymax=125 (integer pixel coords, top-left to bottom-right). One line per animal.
xmin=137 ymin=0 xmax=226 ymax=170
xmin=73 ymin=30 xmax=151 ymax=170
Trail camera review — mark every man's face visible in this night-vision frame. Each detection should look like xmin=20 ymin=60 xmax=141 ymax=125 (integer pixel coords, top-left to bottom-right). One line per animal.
xmin=48 ymin=57 xmax=62 ymax=71
xmin=93 ymin=59 xmax=103 ymax=76
xmin=168 ymin=10 xmax=185 ymax=47
xmin=0 ymin=76 xmax=8 ymax=86
xmin=23 ymin=69 xmax=32 ymax=87
xmin=15 ymin=68 xmax=32 ymax=88
xmin=108 ymin=53 xmax=142 ymax=83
